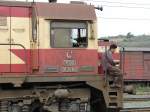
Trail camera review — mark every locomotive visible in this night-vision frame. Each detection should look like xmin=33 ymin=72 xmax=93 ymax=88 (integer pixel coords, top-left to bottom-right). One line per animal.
xmin=0 ymin=1 xmax=123 ymax=112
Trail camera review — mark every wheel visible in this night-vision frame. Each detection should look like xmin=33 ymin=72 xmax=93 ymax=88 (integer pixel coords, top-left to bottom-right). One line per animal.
xmin=29 ymin=101 xmax=46 ymax=112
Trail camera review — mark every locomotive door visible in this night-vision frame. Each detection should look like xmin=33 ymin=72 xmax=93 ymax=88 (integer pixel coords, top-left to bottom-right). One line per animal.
xmin=0 ymin=6 xmax=11 ymax=72
xmin=10 ymin=7 xmax=31 ymax=73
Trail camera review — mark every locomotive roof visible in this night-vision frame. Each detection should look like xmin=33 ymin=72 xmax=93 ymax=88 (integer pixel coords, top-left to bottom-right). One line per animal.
xmin=0 ymin=1 xmax=32 ymax=7
xmin=123 ymin=47 xmax=150 ymax=52
xmin=0 ymin=1 xmax=96 ymax=21
xmin=35 ymin=3 xmax=96 ymax=20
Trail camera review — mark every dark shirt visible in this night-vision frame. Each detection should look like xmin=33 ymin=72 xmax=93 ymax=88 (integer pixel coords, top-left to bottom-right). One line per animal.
xmin=101 ymin=50 xmax=116 ymax=71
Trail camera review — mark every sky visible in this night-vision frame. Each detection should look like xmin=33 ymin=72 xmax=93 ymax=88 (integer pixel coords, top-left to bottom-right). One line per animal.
xmin=10 ymin=0 xmax=150 ymax=37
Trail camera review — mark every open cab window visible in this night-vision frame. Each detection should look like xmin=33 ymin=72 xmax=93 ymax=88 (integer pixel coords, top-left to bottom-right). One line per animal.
xmin=51 ymin=21 xmax=88 ymax=48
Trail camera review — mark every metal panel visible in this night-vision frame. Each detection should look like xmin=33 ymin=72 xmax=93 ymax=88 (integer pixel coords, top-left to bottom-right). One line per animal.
xmin=10 ymin=7 xmax=31 ymax=73
xmin=0 ymin=1 xmax=31 ymax=7
xmin=123 ymin=52 xmax=144 ymax=80
xmin=124 ymin=47 xmax=150 ymax=52
xmin=144 ymin=52 xmax=150 ymax=79
xmin=38 ymin=49 xmax=98 ymax=75
xmin=35 ymin=3 xmax=96 ymax=20
xmin=0 ymin=6 xmax=11 ymax=73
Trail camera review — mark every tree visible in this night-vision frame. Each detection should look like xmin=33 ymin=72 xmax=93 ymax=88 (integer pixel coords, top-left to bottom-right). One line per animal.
xmin=126 ymin=32 xmax=134 ymax=39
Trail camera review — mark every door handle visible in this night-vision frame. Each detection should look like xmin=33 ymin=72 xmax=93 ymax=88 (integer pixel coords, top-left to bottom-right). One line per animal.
xmin=7 ymin=38 xmax=10 ymax=43
xmin=11 ymin=38 xmax=14 ymax=43
xmin=11 ymin=38 xmax=14 ymax=42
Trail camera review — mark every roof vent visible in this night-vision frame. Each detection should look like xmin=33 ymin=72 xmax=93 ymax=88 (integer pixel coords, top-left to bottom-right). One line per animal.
xmin=70 ymin=1 xmax=86 ymax=4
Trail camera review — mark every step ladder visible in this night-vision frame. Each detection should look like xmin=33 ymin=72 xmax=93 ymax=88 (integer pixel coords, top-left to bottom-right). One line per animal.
xmin=106 ymin=75 xmax=123 ymax=109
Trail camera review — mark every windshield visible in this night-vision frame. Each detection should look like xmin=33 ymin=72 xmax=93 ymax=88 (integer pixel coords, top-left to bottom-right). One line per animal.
xmin=51 ymin=21 xmax=88 ymax=48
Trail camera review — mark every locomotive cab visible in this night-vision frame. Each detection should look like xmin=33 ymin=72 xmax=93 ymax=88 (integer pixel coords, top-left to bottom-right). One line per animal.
xmin=31 ymin=2 xmax=98 ymax=75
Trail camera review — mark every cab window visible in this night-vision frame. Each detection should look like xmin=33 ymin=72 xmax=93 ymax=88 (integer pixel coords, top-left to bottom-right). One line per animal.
xmin=51 ymin=21 xmax=88 ymax=48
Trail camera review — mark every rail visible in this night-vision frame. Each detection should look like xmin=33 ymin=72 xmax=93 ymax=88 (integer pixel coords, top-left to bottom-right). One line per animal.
xmin=120 ymin=108 xmax=150 ymax=112
xmin=0 ymin=43 xmax=28 ymax=74
xmin=122 ymin=95 xmax=150 ymax=112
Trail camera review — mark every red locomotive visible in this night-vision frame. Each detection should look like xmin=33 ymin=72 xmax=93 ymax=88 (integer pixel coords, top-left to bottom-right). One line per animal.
xmin=0 ymin=1 xmax=122 ymax=112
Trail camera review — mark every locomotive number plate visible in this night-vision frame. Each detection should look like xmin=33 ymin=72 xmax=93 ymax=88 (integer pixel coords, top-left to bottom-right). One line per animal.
xmin=61 ymin=67 xmax=78 ymax=72
xmin=64 ymin=60 xmax=76 ymax=66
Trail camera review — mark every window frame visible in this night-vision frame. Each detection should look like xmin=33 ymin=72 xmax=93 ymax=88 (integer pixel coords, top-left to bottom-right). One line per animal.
xmin=50 ymin=21 xmax=88 ymax=48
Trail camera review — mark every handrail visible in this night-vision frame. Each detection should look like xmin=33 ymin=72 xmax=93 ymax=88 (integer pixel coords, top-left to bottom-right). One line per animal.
xmin=120 ymin=47 xmax=125 ymax=75
xmin=0 ymin=43 xmax=28 ymax=74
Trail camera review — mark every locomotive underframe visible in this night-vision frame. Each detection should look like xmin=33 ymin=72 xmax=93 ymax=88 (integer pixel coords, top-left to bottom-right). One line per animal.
xmin=0 ymin=74 xmax=111 ymax=112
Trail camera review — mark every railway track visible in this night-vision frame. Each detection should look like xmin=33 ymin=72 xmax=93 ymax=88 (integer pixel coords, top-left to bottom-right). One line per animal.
xmin=121 ymin=94 xmax=150 ymax=112
xmin=121 ymin=108 xmax=150 ymax=112
xmin=124 ymin=95 xmax=150 ymax=101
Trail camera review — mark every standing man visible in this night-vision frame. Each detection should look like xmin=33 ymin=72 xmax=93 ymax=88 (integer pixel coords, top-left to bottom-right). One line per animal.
xmin=101 ymin=44 xmax=122 ymax=88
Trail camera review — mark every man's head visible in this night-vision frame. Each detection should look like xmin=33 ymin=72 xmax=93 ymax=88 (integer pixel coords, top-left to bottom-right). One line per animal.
xmin=109 ymin=44 xmax=117 ymax=53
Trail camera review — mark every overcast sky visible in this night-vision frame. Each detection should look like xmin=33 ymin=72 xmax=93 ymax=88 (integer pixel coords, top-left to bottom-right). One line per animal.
xmin=14 ymin=0 xmax=150 ymax=37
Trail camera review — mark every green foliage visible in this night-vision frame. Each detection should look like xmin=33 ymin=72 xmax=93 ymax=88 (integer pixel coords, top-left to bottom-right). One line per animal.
xmin=101 ymin=34 xmax=150 ymax=47
xmin=126 ymin=32 xmax=134 ymax=38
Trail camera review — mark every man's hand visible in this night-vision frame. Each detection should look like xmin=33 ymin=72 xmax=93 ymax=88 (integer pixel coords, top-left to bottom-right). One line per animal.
xmin=113 ymin=60 xmax=120 ymax=67
xmin=114 ymin=60 xmax=120 ymax=64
